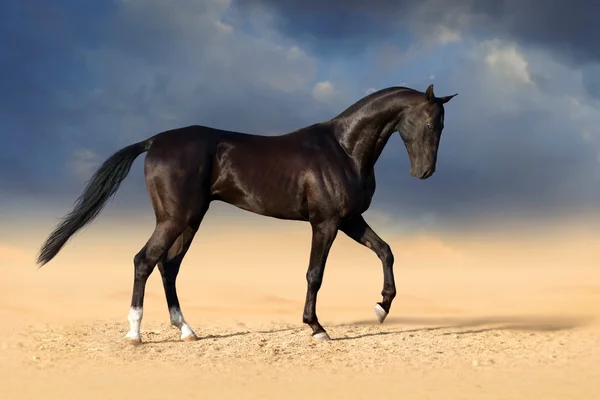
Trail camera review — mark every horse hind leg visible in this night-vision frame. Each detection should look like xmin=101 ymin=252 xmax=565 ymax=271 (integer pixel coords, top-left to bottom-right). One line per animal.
xmin=124 ymin=219 xmax=187 ymax=345
xmin=124 ymin=140 xmax=213 ymax=345
xmin=157 ymin=222 xmax=201 ymax=342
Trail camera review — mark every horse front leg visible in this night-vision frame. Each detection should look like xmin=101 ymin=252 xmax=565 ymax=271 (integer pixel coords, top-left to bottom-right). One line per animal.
xmin=302 ymin=220 xmax=339 ymax=340
xmin=340 ymin=215 xmax=396 ymax=323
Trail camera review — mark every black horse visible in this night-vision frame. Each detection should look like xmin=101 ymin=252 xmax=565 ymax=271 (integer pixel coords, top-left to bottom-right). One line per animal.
xmin=37 ymin=84 xmax=457 ymax=344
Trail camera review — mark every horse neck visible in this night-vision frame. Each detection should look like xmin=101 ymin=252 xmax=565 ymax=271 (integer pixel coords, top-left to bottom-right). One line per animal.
xmin=332 ymin=99 xmax=406 ymax=175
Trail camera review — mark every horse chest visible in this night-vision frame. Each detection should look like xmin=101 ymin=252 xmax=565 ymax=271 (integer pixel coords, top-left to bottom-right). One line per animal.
xmin=351 ymin=178 xmax=376 ymax=213
xmin=324 ymin=174 xmax=375 ymax=217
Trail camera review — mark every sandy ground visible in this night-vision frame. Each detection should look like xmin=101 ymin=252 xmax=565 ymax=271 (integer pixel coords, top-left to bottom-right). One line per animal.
xmin=1 ymin=220 xmax=600 ymax=399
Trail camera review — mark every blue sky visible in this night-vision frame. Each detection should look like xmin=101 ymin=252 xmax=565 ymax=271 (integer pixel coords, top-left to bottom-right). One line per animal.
xmin=2 ymin=0 xmax=600 ymax=235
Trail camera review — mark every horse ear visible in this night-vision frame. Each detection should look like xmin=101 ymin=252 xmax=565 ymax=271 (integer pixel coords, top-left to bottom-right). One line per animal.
xmin=425 ymin=84 xmax=435 ymax=102
xmin=439 ymin=93 xmax=458 ymax=104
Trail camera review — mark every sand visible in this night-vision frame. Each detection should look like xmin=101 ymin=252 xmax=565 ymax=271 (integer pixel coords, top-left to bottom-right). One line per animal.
xmin=1 ymin=218 xmax=599 ymax=399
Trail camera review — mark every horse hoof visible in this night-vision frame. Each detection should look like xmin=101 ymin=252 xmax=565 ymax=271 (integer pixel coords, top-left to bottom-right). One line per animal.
xmin=374 ymin=303 xmax=388 ymax=324
xmin=181 ymin=333 xmax=198 ymax=342
xmin=312 ymin=332 xmax=331 ymax=341
xmin=125 ymin=335 xmax=142 ymax=346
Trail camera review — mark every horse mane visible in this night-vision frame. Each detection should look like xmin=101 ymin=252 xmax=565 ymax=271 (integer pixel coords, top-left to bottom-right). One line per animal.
xmin=333 ymin=86 xmax=418 ymax=120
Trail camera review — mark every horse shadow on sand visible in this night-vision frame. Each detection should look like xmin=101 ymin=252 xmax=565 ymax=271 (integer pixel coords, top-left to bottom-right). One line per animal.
xmin=143 ymin=314 xmax=594 ymax=344
xmin=331 ymin=314 xmax=595 ymax=341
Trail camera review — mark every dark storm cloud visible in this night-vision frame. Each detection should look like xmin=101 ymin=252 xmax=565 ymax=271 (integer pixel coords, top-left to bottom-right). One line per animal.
xmin=0 ymin=1 xmax=107 ymax=198
xmin=236 ymin=0 xmax=600 ymax=64
xmin=416 ymin=0 xmax=600 ymax=66
xmin=234 ymin=0 xmax=412 ymax=55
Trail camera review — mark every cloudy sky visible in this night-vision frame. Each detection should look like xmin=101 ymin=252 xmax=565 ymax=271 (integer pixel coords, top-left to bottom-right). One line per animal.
xmin=2 ymin=0 xmax=600 ymax=237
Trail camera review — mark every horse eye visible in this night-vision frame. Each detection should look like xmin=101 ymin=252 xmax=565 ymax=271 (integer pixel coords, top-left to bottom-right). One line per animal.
xmin=426 ymin=123 xmax=434 ymax=130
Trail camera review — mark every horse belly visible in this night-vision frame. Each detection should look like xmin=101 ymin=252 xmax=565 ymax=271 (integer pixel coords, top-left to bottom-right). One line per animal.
xmin=211 ymin=166 xmax=308 ymax=221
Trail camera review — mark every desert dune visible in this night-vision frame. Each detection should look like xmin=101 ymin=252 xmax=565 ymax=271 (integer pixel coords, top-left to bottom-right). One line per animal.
xmin=1 ymin=211 xmax=599 ymax=399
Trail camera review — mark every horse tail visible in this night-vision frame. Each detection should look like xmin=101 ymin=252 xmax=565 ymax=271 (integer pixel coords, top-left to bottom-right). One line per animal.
xmin=36 ymin=138 xmax=154 ymax=267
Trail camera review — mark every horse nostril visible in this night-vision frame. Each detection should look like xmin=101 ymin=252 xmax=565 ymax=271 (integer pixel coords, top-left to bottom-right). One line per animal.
xmin=419 ymin=169 xmax=432 ymax=179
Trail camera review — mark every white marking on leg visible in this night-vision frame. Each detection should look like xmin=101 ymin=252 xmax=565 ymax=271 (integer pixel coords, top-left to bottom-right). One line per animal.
xmin=169 ymin=307 xmax=197 ymax=341
xmin=312 ymin=332 xmax=331 ymax=341
xmin=374 ymin=303 xmax=388 ymax=324
xmin=125 ymin=307 xmax=143 ymax=343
